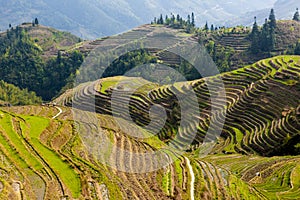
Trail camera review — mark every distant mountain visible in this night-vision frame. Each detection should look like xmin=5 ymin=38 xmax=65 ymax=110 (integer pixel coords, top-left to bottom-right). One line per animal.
xmin=0 ymin=0 xmax=276 ymax=39
xmin=228 ymin=0 xmax=300 ymax=26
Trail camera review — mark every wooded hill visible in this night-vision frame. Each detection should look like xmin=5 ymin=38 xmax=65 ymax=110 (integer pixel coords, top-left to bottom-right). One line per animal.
xmin=0 ymin=13 xmax=300 ymax=102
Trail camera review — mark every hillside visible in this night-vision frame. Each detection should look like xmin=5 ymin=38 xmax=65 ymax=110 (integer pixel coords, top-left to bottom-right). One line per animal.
xmin=0 ymin=55 xmax=298 ymax=199
xmin=1 ymin=19 xmax=300 ymax=103
xmin=0 ymin=24 xmax=83 ymax=100
xmin=0 ymin=80 xmax=42 ymax=106
xmin=57 ymin=55 xmax=300 ymax=156
xmin=0 ymin=0 xmax=276 ymax=39
xmin=205 ymin=20 xmax=300 ymax=69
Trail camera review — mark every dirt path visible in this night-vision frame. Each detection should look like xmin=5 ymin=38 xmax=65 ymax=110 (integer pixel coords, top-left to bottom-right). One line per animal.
xmin=52 ymin=106 xmax=62 ymax=119
xmin=185 ymin=157 xmax=195 ymax=200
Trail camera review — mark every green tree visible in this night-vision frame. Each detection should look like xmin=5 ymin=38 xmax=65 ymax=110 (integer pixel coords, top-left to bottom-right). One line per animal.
xmin=268 ymin=9 xmax=276 ymax=29
xmin=35 ymin=18 xmax=39 ymax=25
xmin=295 ymin=41 xmax=300 ymax=55
xmin=293 ymin=8 xmax=300 ymax=21
xmin=204 ymin=21 xmax=209 ymax=31
xmin=187 ymin=14 xmax=191 ymax=25
xmin=191 ymin=12 xmax=195 ymax=27
xmin=159 ymin=14 xmax=164 ymax=24
xmin=250 ymin=17 xmax=260 ymax=54
xmin=210 ymin=24 xmax=214 ymax=32
xmin=260 ymin=18 xmax=271 ymax=51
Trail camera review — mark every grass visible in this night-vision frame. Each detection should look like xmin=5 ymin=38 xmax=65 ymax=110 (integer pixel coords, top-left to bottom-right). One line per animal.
xmin=161 ymin=168 xmax=171 ymax=195
xmin=21 ymin=116 xmax=81 ymax=198
xmin=0 ymin=111 xmax=43 ymax=170
xmin=100 ymin=80 xmax=118 ymax=94
xmin=228 ymin=175 xmax=261 ymax=199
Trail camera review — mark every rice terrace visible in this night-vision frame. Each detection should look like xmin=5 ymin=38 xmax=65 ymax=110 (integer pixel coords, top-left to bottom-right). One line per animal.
xmin=0 ymin=1 xmax=300 ymax=199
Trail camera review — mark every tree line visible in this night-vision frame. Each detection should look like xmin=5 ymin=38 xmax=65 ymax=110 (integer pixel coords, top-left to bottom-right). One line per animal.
xmin=0 ymin=26 xmax=83 ymax=101
xmin=0 ymin=80 xmax=42 ymax=105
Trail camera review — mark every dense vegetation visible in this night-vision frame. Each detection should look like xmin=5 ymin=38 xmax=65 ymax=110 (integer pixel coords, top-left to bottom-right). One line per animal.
xmin=0 ymin=80 xmax=42 ymax=105
xmin=0 ymin=25 xmax=83 ymax=101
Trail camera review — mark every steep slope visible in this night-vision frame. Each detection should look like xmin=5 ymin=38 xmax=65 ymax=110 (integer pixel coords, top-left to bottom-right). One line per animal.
xmin=0 ymin=56 xmax=298 ymax=199
xmin=206 ymin=20 xmax=300 ymax=70
xmin=57 ymin=55 xmax=300 ymax=156
xmin=0 ymin=24 xmax=83 ymax=100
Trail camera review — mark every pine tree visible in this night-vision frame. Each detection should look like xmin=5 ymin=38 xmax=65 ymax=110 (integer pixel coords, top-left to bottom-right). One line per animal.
xmin=210 ymin=24 xmax=214 ymax=32
xmin=159 ymin=14 xmax=164 ymax=24
xmin=165 ymin=15 xmax=168 ymax=24
xmin=191 ymin=12 xmax=195 ymax=27
xmin=187 ymin=15 xmax=191 ymax=25
xmin=176 ymin=14 xmax=180 ymax=22
xmin=293 ymin=8 xmax=300 ymax=21
xmin=268 ymin=9 xmax=276 ymax=51
xmin=250 ymin=17 xmax=260 ymax=54
xmin=35 ymin=18 xmax=39 ymax=25
xmin=204 ymin=22 xmax=209 ymax=31
xmin=261 ymin=18 xmax=270 ymax=51
xmin=171 ymin=14 xmax=175 ymax=25
xmin=269 ymin=9 xmax=276 ymax=29
xmin=295 ymin=41 xmax=300 ymax=55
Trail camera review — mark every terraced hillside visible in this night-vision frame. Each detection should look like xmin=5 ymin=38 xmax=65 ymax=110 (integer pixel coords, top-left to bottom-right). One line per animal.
xmin=206 ymin=20 xmax=300 ymax=69
xmin=57 ymin=55 xmax=300 ymax=156
xmin=0 ymin=55 xmax=298 ymax=199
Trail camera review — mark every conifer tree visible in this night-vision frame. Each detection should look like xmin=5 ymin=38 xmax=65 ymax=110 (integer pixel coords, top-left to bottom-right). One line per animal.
xmin=204 ymin=22 xmax=209 ymax=31
xmin=268 ymin=9 xmax=276 ymax=29
xmin=175 ymin=14 xmax=179 ymax=23
xmin=293 ymin=8 xmax=300 ymax=21
xmin=211 ymin=24 xmax=214 ymax=32
xmin=159 ymin=14 xmax=164 ymax=24
xmin=187 ymin=15 xmax=191 ymax=25
xmin=191 ymin=12 xmax=195 ymax=27
xmin=35 ymin=18 xmax=39 ymax=25
xmin=295 ymin=41 xmax=300 ymax=55
xmin=250 ymin=17 xmax=260 ymax=53
xmin=261 ymin=18 xmax=270 ymax=51
xmin=268 ymin=9 xmax=276 ymax=51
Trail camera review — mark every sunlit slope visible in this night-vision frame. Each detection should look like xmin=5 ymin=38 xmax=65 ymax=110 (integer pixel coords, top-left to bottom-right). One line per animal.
xmin=0 ymin=105 xmax=299 ymax=199
xmin=57 ymin=55 xmax=300 ymax=156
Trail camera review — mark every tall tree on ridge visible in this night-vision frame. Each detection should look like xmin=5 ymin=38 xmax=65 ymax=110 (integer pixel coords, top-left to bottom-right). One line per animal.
xmin=293 ymin=8 xmax=300 ymax=21
xmin=250 ymin=17 xmax=260 ymax=54
xmin=268 ymin=9 xmax=276 ymax=29
xmin=191 ymin=12 xmax=195 ymax=27
xmin=35 ymin=18 xmax=39 ymax=25
xmin=187 ymin=14 xmax=191 ymax=25
xmin=204 ymin=21 xmax=209 ymax=31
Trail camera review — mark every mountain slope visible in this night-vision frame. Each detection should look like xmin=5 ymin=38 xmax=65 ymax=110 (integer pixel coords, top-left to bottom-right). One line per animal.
xmin=0 ymin=80 xmax=42 ymax=105
xmin=228 ymin=0 xmax=300 ymax=26
xmin=57 ymin=55 xmax=300 ymax=156
xmin=0 ymin=0 xmax=276 ymax=39
xmin=0 ymin=55 xmax=298 ymax=199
